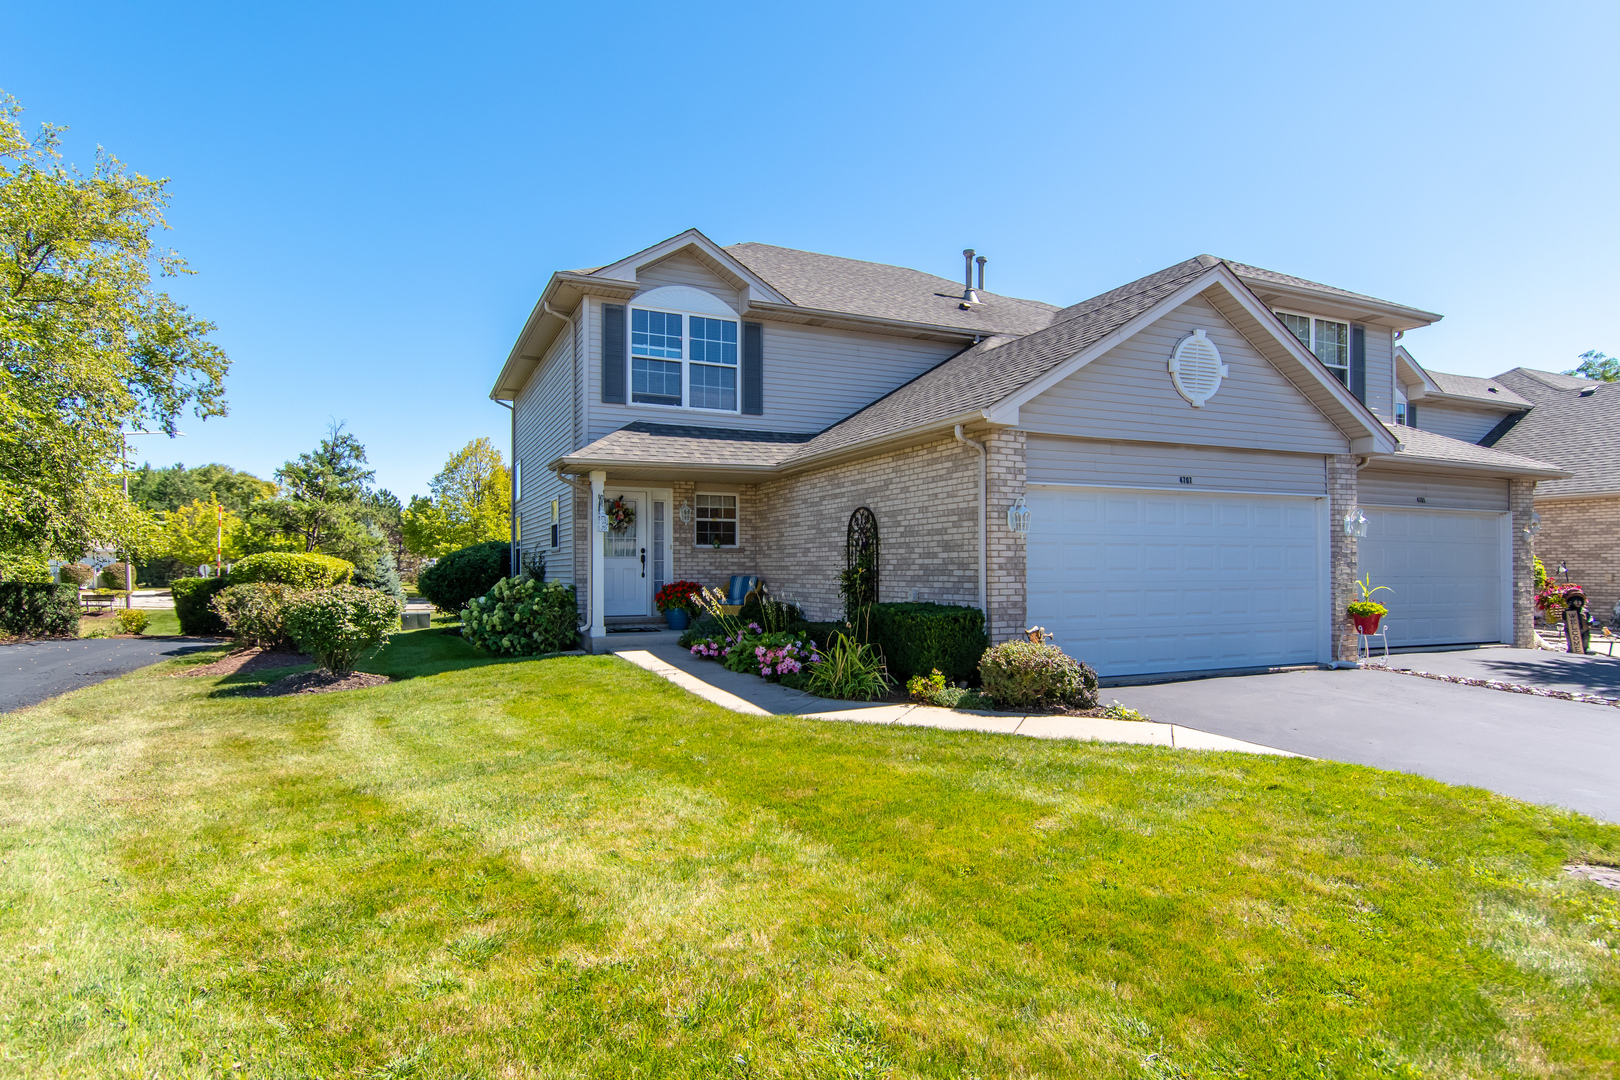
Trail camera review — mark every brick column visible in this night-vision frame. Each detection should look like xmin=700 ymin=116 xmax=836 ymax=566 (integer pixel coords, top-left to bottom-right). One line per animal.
xmin=1328 ymin=455 xmax=1359 ymax=663
xmin=984 ymin=428 xmax=1027 ymax=644
xmin=1510 ymin=479 xmax=1537 ymax=648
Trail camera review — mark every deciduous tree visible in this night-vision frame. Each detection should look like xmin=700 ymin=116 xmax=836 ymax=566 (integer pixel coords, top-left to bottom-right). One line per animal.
xmin=1566 ymin=350 xmax=1619 ymax=382
xmin=401 ymin=438 xmax=511 ymax=558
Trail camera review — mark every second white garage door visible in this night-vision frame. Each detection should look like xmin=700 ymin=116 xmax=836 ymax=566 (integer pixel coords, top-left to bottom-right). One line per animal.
xmin=1358 ymin=509 xmax=1507 ymax=647
xmin=1026 ymin=487 xmax=1326 ymax=678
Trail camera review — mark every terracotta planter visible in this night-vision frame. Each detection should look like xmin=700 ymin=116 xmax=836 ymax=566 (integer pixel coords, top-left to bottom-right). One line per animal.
xmin=665 ymin=608 xmax=691 ymax=631
xmin=1350 ymin=612 xmax=1383 ymax=635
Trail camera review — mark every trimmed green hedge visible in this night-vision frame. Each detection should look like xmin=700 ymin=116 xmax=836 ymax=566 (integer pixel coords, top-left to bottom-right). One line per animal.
xmin=171 ymin=576 xmax=228 ymax=635
xmin=229 ymin=552 xmax=354 ymax=589
xmin=0 ymin=583 xmax=79 ymax=639
xmin=419 ymin=541 xmax=510 ymax=614
xmin=862 ymin=602 xmax=988 ymax=684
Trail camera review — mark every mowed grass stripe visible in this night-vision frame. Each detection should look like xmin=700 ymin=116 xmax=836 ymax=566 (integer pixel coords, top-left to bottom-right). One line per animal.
xmin=0 ymin=627 xmax=1616 ymax=1078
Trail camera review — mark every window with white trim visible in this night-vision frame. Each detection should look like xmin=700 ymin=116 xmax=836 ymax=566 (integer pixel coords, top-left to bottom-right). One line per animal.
xmin=1276 ymin=310 xmax=1350 ymax=385
xmin=629 ymin=307 xmax=740 ymax=412
xmin=695 ymin=493 xmax=737 ymax=547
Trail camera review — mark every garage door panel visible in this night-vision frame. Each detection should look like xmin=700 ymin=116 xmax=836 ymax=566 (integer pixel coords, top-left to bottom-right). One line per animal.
xmin=1028 ymin=487 xmax=1323 ymax=677
xmin=1359 ymin=509 xmax=1504 ymax=647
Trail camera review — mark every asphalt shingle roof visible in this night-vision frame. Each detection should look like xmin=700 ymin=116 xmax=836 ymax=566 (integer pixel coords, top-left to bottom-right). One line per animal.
xmin=1385 ymin=423 xmax=1565 ymax=476
xmin=1424 ymin=370 xmax=1533 ymax=408
xmin=1482 ymin=368 xmax=1620 ymax=496
xmin=569 ymin=422 xmax=810 ymax=468
xmin=1221 ymin=259 xmax=1435 ymax=316
xmin=723 ymin=242 xmax=1061 ymax=337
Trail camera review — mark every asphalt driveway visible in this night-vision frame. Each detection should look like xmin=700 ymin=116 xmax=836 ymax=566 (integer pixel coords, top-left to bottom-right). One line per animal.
xmin=1114 ymin=659 xmax=1620 ymax=824
xmin=1 ymin=637 xmax=216 ymax=713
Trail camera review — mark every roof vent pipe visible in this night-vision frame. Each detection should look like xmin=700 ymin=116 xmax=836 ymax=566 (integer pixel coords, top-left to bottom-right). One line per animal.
xmin=976 ymin=255 xmax=986 ymax=293
xmin=962 ymin=249 xmax=980 ymax=305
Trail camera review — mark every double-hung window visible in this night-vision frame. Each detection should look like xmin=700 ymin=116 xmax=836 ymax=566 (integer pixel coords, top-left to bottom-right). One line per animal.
xmin=695 ymin=493 xmax=737 ymax=547
xmin=629 ymin=307 xmax=740 ymax=412
xmin=1276 ymin=310 xmax=1350 ymax=385
xmin=631 ymin=309 xmax=684 ymax=406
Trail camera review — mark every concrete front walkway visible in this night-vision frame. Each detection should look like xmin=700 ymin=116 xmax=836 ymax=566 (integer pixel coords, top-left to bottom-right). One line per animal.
xmin=614 ymin=645 xmax=1294 ymax=755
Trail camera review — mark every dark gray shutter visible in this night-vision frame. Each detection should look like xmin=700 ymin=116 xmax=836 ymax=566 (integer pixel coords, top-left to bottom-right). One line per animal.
xmin=741 ymin=321 xmax=764 ymax=415
xmin=601 ymin=304 xmax=627 ymax=404
xmin=1406 ymin=403 xmax=1417 ymax=429
xmin=1350 ymin=324 xmax=1367 ymax=403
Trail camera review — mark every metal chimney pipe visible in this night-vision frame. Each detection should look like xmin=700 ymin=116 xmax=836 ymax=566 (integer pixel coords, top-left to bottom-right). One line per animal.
xmin=976 ymin=255 xmax=986 ymax=292
xmin=962 ymin=249 xmax=975 ymax=298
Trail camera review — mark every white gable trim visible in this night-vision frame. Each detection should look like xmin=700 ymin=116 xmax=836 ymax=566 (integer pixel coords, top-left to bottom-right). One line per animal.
xmin=1395 ymin=344 xmax=1444 ymax=399
xmin=594 ymin=229 xmax=791 ymax=307
xmin=983 ymin=264 xmax=1398 ymax=453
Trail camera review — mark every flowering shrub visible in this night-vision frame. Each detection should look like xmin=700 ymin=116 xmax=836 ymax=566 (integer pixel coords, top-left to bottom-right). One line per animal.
xmin=655 ymin=580 xmax=703 ymax=615
xmin=1536 ymin=583 xmax=1584 ymax=615
xmin=752 ymin=638 xmax=819 ymax=679
xmin=979 ymin=640 xmax=1099 ymax=710
xmin=461 ymin=577 xmax=579 ymax=656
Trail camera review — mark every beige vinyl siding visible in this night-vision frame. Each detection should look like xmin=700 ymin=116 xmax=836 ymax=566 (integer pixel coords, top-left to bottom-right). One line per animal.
xmin=585 ymin=303 xmax=959 ymax=440
xmin=1415 ymin=403 xmax=1514 ymax=444
xmin=1358 ymin=467 xmax=1509 ymax=511
xmin=634 ymin=251 xmax=744 ymax=307
xmin=514 ymin=326 xmax=577 ymax=584
xmin=1363 ymin=325 xmax=1394 ymax=419
xmin=1017 ymin=295 xmax=1349 ymax=455
xmin=1027 ymin=435 xmax=1328 ymax=494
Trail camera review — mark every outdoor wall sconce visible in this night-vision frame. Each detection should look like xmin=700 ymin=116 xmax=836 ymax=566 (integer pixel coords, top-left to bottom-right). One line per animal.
xmin=1343 ymin=507 xmax=1369 ymax=539
xmin=594 ymin=495 xmax=611 ymax=533
xmin=1524 ymin=511 xmax=1542 ymax=538
xmin=677 ymin=499 xmax=693 ymax=525
xmin=1007 ymin=496 xmax=1031 ymax=535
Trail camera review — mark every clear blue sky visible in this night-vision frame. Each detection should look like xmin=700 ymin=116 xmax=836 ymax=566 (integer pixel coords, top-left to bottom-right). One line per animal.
xmin=4 ymin=1 xmax=1616 ymax=497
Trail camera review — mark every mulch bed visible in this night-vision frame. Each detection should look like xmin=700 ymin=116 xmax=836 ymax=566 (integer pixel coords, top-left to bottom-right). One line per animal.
xmin=183 ymin=648 xmax=311 ymax=678
xmin=252 ymin=670 xmax=391 ymax=697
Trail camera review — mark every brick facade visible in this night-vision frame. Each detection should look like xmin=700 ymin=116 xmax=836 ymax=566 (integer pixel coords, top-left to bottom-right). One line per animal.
xmin=668 ymin=481 xmax=765 ymax=598
xmin=1328 ymin=454 xmax=1359 ymax=663
xmin=1510 ymin=480 xmax=1539 ymax=645
xmin=752 ymin=434 xmax=982 ymax=622
xmin=1531 ymin=494 xmax=1620 ymax=625
xmin=984 ymin=428 xmax=1028 ymax=643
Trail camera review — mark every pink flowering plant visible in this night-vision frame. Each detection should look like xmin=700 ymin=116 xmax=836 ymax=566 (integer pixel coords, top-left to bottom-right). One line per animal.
xmin=688 ymin=622 xmax=764 ymax=662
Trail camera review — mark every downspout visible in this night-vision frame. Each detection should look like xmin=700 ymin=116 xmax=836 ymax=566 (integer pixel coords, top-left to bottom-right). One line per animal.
xmin=496 ymin=398 xmax=515 ymax=576
xmin=954 ymin=424 xmax=989 ymax=631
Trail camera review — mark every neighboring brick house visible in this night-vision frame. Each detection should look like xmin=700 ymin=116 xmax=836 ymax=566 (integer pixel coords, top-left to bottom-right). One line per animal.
xmin=492 ymin=230 xmax=1565 ymax=673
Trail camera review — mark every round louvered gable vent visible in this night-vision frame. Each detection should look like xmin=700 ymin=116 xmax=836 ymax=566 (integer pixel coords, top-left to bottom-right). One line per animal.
xmin=1168 ymin=328 xmax=1230 ymax=408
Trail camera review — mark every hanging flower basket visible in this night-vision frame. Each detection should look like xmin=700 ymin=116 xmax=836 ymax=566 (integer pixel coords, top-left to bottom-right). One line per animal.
xmin=1347 ymin=601 xmax=1387 ymax=635
xmin=604 ymin=497 xmax=636 ymax=533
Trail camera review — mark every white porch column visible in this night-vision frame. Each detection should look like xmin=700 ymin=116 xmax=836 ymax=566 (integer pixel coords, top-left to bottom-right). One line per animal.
xmin=589 ymin=469 xmax=606 ymax=648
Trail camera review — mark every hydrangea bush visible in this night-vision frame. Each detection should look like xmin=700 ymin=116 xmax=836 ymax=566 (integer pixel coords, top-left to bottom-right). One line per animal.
xmin=460 ymin=577 xmax=578 ymax=656
xmin=283 ymin=585 xmax=402 ymax=672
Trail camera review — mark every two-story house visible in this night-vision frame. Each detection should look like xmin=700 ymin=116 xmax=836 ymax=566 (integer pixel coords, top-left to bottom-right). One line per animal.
xmin=491 ymin=230 xmax=1566 ymax=676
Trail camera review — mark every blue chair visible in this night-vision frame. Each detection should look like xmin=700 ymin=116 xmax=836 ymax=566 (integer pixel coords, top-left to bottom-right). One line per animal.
xmin=718 ymin=574 xmax=761 ymax=616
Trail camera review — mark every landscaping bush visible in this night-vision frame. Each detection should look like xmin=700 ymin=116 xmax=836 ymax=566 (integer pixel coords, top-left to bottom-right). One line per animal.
xmin=978 ymin=640 xmax=1099 ymax=710
xmin=98 ymin=563 xmax=132 ymax=590
xmin=57 ymin=563 xmax=94 ymax=587
xmin=0 ymin=583 xmax=79 ymax=639
xmin=229 ymin=551 xmax=354 ymax=589
xmin=678 ymin=615 xmax=722 ymax=649
xmin=211 ymin=582 xmax=297 ymax=649
xmin=460 ymin=577 xmax=578 ymax=656
xmin=283 ymin=585 xmax=402 ymax=672
xmin=171 ymin=576 xmax=228 ymax=635
xmin=862 ymin=602 xmax=988 ymax=684
xmin=803 ymin=633 xmax=890 ymax=701
xmin=418 ymin=540 xmax=509 ymax=614
xmin=352 ymin=548 xmax=405 ymax=607
xmin=114 ymin=609 xmax=150 ymax=636
xmin=905 ymin=668 xmax=996 ymax=710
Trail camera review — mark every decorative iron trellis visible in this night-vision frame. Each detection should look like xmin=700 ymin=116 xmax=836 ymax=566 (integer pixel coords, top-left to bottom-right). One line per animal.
xmin=843 ymin=507 xmax=880 ymax=620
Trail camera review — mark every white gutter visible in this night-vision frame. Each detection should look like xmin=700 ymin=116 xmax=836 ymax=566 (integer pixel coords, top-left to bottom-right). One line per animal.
xmin=954 ymin=424 xmax=989 ymax=626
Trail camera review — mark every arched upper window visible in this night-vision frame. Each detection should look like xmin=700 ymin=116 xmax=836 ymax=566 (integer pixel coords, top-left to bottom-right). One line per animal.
xmin=628 ymin=286 xmax=741 ymax=413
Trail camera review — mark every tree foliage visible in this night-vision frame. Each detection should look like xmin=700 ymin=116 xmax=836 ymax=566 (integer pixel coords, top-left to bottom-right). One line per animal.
xmin=129 ymin=461 xmax=275 ymax=515
xmin=0 ymin=92 xmax=229 ymax=560
xmin=158 ymin=495 xmax=254 ymax=569
xmin=401 ymin=438 xmax=511 ymax=558
xmin=251 ymin=423 xmax=383 ymax=564
xmin=1565 ymin=349 xmax=1619 ymax=382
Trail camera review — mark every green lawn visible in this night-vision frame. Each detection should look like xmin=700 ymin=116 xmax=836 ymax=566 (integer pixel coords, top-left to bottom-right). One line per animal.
xmin=3 ymin=629 xmax=1618 ymax=1078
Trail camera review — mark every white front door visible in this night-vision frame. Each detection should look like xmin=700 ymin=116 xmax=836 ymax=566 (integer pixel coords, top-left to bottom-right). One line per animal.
xmin=603 ymin=491 xmax=648 ymax=617
xmin=1026 ymin=486 xmax=1326 ymax=677
xmin=1358 ymin=508 xmax=1508 ymax=646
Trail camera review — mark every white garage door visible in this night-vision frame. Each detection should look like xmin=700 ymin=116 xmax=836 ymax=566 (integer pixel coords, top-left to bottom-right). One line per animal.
xmin=1358 ymin=509 xmax=1507 ymax=647
xmin=1026 ymin=487 xmax=1325 ymax=678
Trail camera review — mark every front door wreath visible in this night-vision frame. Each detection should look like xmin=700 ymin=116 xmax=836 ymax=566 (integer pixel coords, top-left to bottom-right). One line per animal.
xmin=604 ymin=496 xmax=636 ymax=533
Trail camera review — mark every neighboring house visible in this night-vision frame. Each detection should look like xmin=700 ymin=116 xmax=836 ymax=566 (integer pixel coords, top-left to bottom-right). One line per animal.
xmin=491 ymin=230 xmax=1566 ymax=676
